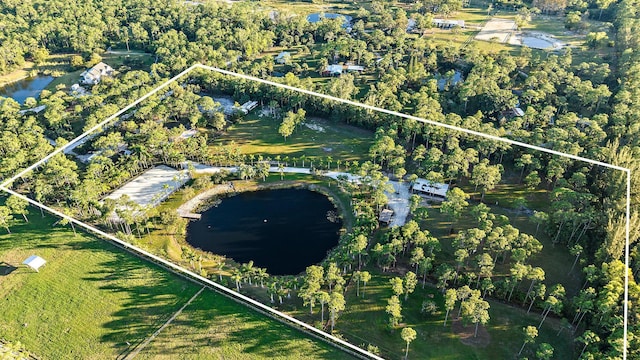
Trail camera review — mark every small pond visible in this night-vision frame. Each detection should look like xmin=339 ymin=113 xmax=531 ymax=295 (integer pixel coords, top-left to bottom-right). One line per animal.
xmin=307 ymin=13 xmax=353 ymax=28
xmin=186 ymin=188 xmax=342 ymax=275
xmin=437 ymin=70 xmax=463 ymax=91
xmin=0 ymin=75 xmax=54 ymax=104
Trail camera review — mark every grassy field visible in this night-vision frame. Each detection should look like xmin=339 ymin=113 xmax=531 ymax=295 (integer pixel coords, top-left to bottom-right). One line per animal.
xmin=0 ymin=206 xmax=354 ymax=359
xmin=216 ymin=114 xmax=374 ymax=163
xmin=336 ymin=270 xmax=575 ymax=359
xmin=137 ymin=290 xmax=353 ymax=360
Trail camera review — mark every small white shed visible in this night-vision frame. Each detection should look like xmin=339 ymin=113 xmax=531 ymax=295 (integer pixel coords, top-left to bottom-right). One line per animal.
xmin=23 ymin=255 xmax=46 ymax=272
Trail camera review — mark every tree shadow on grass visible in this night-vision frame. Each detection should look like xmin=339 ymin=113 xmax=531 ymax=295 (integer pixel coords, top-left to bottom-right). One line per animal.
xmin=79 ymin=249 xmax=201 ymax=359
xmin=0 ymin=261 xmax=17 ymax=275
xmin=139 ymin=290 xmax=353 ymax=359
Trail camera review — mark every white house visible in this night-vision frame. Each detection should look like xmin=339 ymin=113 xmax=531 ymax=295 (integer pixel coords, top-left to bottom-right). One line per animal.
xmin=411 ymin=179 xmax=449 ymax=200
xmin=346 ymin=65 xmax=365 ymax=72
xmin=275 ymin=51 xmax=291 ymax=64
xmin=81 ymin=62 xmax=114 ymax=85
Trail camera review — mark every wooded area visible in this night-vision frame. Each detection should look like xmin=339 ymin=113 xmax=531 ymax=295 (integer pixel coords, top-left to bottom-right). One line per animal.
xmin=0 ymin=0 xmax=638 ymax=358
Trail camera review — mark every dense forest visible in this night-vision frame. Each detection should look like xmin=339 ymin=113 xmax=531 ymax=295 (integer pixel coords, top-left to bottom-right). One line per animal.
xmin=1 ymin=0 xmax=639 ymax=358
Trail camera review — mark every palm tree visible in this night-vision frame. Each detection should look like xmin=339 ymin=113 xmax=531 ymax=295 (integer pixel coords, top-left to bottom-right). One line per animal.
xmin=0 ymin=206 xmax=14 ymax=233
xmin=231 ymin=269 xmax=243 ymax=292
xmin=316 ymin=291 xmax=331 ymax=324
xmin=267 ymin=281 xmax=277 ymax=303
xmin=401 ymin=327 xmax=417 ymax=359
xmin=278 ymin=162 xmax=285 ymax=180
xmin=241 ymin=261 xmax=255 ymax=286
xmin=255 ymin=268 xmax=268 ymax=288
xmin=216 ymin=261 xmax=225 ymax=282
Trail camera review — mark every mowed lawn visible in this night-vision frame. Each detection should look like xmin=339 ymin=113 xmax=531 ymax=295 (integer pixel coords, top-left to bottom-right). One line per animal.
xmin=216 ymin=114 xmax=374 ymax=163
xmin=137 ymin=290 xmax=353 ymax=360
xmin=0 ymin=215 xmax=200 ymax=359
xmin=0 ymin=212 xmax=354 ymax=359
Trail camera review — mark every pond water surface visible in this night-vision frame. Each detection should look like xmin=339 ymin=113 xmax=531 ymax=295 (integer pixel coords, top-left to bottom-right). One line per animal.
xmin=307 ymin=13 xmax=353 ymax=28
xmin=0 ymin=75 xmax=54 ymax=104
xmin=186 ymin=188 xmax=342 ymax=275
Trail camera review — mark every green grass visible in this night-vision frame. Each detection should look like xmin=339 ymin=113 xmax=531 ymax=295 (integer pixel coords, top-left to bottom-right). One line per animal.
xmin=216 ymin=114 xmax=374 ymax=163
xmin=0 ymin=208 xmax=354 ymax=359
xmin=137 ymin=290 xmax=353 ymax=359
xmin=0 ymin=214 xmax=201 ymax=359
xmin=336 ymin=270 xmax=575 ymax=359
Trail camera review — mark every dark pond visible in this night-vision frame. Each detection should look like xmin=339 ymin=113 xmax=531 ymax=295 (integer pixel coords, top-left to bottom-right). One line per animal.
xmin=186 ymin=188 xmax=342 ymax=275
xmin=0 ymin=75 xmax=54 ymax=104
xmin=307 ymin=13 xmax=353 ymax=28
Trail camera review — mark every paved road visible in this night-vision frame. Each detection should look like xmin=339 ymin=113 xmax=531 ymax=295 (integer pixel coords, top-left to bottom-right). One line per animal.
xmin=187 ymin=163 xmax=411 ymax=226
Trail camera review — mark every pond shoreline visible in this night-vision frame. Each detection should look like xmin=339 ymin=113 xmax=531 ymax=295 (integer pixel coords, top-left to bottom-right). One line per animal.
xmin=0 ymin=75 xmax=29 ymax=88
xmin=177 ymin=180 xmax=346 ymax=226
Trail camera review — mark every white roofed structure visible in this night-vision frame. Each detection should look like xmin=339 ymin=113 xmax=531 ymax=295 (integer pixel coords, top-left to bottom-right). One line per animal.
xmin=432 ymin=19 xmax=465 ymax=28
xmin=379 ymin=209 xmax=394 ymax=225
xmin=81 ymin=62 xmax=114 ymax=85
xmin=104 ymin=165 xmax=189 ymax=208
xmin=275 ymin=51 xmax=291 ymax=64
xmin=322 ymin=64 xmax=343 ymax=76
xmin=23 ymin=255 xmax=46 ymax=272
xmin=411 ymin=179 xmax=449 ymax=200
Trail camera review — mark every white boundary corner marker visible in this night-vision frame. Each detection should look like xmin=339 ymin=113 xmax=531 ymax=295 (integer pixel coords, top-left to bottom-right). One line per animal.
xmin=0 ymin=63 xmax=631 ymax=359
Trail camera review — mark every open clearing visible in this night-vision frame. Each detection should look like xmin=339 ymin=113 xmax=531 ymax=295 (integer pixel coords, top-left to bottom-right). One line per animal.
xmin=475 ymin=18 xmax=517 ymax=43
xmin=0 ymin=211 xmax=354 ymax=359
xmin=104 ymin=165 xmax=189 ymax=207
xmin=217 ymin=114 xmax=374 ymax=163
xmin=335 ymin=270 xmax=575 ymax=359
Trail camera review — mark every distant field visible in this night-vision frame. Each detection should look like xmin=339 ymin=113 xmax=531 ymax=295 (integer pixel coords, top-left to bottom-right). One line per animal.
xmin=216 ymin=114 xmax=374 ymax=163
xmin=0 ymin=209 xmax=354 ymax=359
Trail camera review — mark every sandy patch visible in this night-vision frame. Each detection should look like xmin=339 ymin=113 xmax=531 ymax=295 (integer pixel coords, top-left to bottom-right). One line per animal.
xmin=475 ymin=18 xmax=516 ymax=43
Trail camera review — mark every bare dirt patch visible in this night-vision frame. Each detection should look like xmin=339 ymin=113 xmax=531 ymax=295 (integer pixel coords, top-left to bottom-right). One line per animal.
xmin=451 ymin=316 xmax=491 ymax=347
xmin=475 ymin=18 xmax=516 ymax=43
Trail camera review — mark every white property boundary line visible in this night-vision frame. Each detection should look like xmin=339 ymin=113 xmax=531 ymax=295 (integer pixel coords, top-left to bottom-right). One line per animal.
xmin=126 ymin=286 xmax=206 ymax=359
xmin=0 ymin=186 xmax=382 ymax=360
xmin=0 ymin=63 xmax=631 ymax=359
